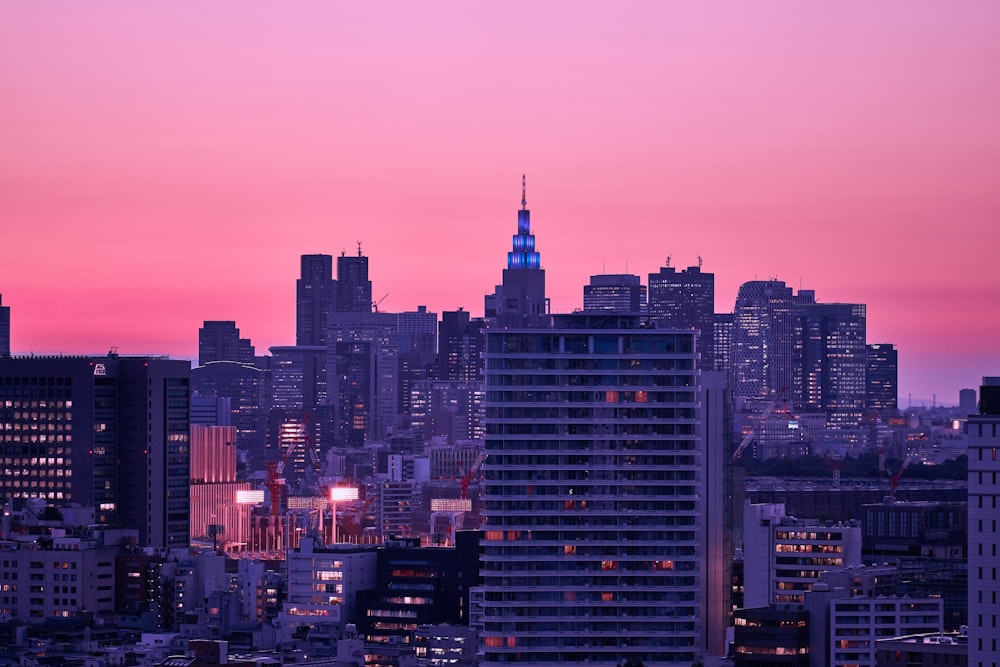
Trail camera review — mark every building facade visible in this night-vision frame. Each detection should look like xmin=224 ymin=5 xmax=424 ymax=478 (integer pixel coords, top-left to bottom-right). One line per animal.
xmin=647 ymin=264 xmax=715 ymax=369
xmin=481 ymin=314 xmax=706 ymax=665
xmin=297 ymin=253 xmax=336 ymax=347
xmin=583 ymin=274 xmax=646 ymax=314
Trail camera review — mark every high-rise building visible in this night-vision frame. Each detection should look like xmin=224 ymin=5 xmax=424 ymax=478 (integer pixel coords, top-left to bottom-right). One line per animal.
xmin=188 ymin=425 xmax=252 ymax=551
xmin=328 ymin=311 xmax=398 ymax=440
xmin=959 ymin=387 xmax=977 ymax=414
xmin=332 ymin=340 xmax=375 ymax=446
xmin=713 ymin=312 xmax=733 ymax=374
xmin=485 ymin=176 xmax=548 ymax=328
xmin=867 ymin=343 xmax=899 ymax=416
xmin=198 ymin=320 xmax=255 ymax=366
xmin=0 ymin=355 xmax=191 ymax=547
xmin=648 ymin=263 xmax=715 ymax=369
xmin=297 ymin=254 xmax=336 ymax=347
xmin=481 ymin=314 xmax=716 ymax=665
xmin=336 ymin=245 xmax=373 ymax=313
xmin=582 ymin=273 xmax=646 ymax=313
xmin=0 ymin=293 xmax=10 ymax=357
xmin=438 ymin=309 xmax=485 ymax=383
xmin=398 ymin=306 xmax=439 ymax=417
xmin=793 ymin=302 xmax=867 ymax=429
xmin=967 ymin=377 xmax=1000 ymax=667
xmin=732 ymin=280 xmax=796 ymax=403
xmin=269 ymin=345 xmax=328 ymax=410
xmin=191 ymin=360 xmax=270 ymax=462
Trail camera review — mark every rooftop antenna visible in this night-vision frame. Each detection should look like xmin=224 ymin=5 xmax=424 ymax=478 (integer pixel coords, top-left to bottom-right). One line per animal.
xmin=697 ymin=254 xmax=703 ymax=269
xmin=666 ymin=255 xmax=671 ymax=268
xmin=521 ymin=174 xmax=527 ymax=210
xmin=357 ymin=241 xmax=363 ymax=257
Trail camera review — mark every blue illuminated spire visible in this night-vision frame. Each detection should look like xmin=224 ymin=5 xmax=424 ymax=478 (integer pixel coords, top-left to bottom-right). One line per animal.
xmin=508 ymin=174 xmax=541 ymax=270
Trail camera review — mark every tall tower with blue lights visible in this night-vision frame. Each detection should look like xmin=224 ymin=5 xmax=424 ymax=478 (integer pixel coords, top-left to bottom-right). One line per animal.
xmin=485 ymin=175 xmax=549 ymax=327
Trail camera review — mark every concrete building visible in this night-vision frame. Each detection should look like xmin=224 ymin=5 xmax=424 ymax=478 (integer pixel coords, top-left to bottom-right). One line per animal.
xmin=481 ymin=314 xmax=717 ymax=665
xmin=875 ymin=632 xmax=967 ymax=667
xmin=582 ymin=273 xmax=646 ymax=314
xmin=647 ymin=263 xmax=715 ymax=369
xmin=967 ymin=377 xmax=1000 ymax=667
xmin=867 ymin=344 xmax=899 ymax=417
xmin=0 ymin=354 xmax=191 ymax=547
xmin=743 ymin=502 xmax=862 ymax=607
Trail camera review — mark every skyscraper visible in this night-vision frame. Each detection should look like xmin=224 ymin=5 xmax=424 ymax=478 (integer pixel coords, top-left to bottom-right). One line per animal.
xmin=0 ymin=294 xmax=10 ymax=357
xmin=198 ymin=320 xmax=256 ymax=366
xmin=297 ymin=254 xmax=336 ymax=347
xmin=732 ymin=279 xmax=796 ymax=403
xmin=481 ymin=314 xmax=711 ymax=665
xmin=336 ymin=245 xmax=373 ymax=313
xmin=967 ymin=377 xmax=1000 ymax=666
xmin=867 ymin=343 xmax=899 ymax=416
xmin=648 ymin=263 xmax=715 ymax=369
xmin=327 ymin=311 xmax=398 ymax=440
xmin=582 ymin=274 xmax=646 ymax=313
xmin=0 ymin=355 xmax=191 ymax=547
xmin=485 ymin=176 xmax=548 ymax=328
xmin=793 ymin=302 xmax=867 ymax=429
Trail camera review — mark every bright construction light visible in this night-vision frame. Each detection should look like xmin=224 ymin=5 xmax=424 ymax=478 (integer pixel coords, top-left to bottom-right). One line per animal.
xmin=329 ymin=487 xmax=359 ymax=502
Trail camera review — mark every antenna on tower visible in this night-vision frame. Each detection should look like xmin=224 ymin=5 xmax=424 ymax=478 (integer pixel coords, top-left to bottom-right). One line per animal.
xmin=521 ymin=174 xmax=527 ymax=210
xmin=357 ymin=241 xmax=363 ymax=257
xmin=697 ymin=254 xmax=703 ymax=269
xmin=666 ymin=255 xmax=671 ymax=268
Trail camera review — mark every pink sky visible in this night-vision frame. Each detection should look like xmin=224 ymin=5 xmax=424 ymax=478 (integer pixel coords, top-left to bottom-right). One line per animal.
xmin=2 ymin=2 xmax=999 ymax=404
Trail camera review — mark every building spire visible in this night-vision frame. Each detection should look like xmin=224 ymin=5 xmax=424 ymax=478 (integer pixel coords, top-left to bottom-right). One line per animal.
xmin=521 ymin=174 xmax=527 ymax=210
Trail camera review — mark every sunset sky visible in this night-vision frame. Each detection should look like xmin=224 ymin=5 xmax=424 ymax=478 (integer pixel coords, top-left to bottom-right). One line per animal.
xmin=2 ymin=2 xmax=998 ymax=403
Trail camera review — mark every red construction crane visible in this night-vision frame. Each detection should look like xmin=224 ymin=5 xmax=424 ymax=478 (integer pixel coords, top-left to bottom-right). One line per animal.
xmin=732 ymin=388 xmax=788 ymax=463
xmin=888 ymin=446 xmax=921 ymax=500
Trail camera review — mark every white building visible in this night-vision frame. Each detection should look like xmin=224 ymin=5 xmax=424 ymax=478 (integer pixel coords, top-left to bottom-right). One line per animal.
xmin=968 ymin=377 xmax=1000 ymax=667
xmin=743 ymin=501 xmax=862 ymax=607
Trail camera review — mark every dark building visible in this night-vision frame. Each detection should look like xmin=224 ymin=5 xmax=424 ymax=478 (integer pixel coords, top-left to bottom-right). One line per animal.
xmin=647 ymin=263 xmax=715 ymax=368
xmin=485 ymin=175 xmax=548 ymax=328
xmin=357 ymin=532 xmax=480 ymax=644
xmin=793 ymin=301 xmax=868 ymax=429
xmin=0 ymin=355 xmax=191 ymax=547
xmin=336 ymin=245 xmax=373 ymax=313
xmin=714 ymin=312 xmax=733 ymax=374
xmin=198 ymin=320 xmax=255 ymax=366
xmin=867 ymin=343 xmax=899 ymax=417
xmin=0 ymin=294 xmax=9 ymax=356
xmin=296 ymin=254 xmax=336 ymax=347
xmin=438 ymin=309 xmax=485 ymax=383
xmin=333 ymin=340 xmax=375 ymax=447
xmin=732 ymin=605 xmax=810 ymax=667
xmin=582 ymin=273 xmax=646 ymax=313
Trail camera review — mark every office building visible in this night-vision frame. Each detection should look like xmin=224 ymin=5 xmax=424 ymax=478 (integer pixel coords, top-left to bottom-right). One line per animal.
xmin=0 ymin=354 xmax=190 ymax=547
xmin=582 ymin=273 xmax=646 ymax=313
xmin=793 ymin=302 xmax=867 ymax=429
xmin=732 ymin=605 xmax=810 ymax=667
xmin=960 ymin=388 xmax=977 ymax=415
xmin=198 ymin=320 xmax=256 ymax=366
xmin=485 ymin=176 xmax=548 ymax=328
xmin=967 ymin=377 xmax=1000 ymax=667
xmin=438 ymin=309 xmax=485 ymax=383
xmin=328 ymin=311 xmax=398 ymax=440
xmin=867 ymin=344 xmax=899 ymax=417
xmin=297 ymin=253 xmax=336 ymax=347
xmin=188 ymin=424 xmax=253 ymax=552
xmin=398 ymin=306 xmax=438 ymax=417
xmin=191 ymin=360 xmax=270 ymax=461
xmin=648 ymin=263 xmax=715 ymax=368
xmin=732 ymin=279 xmax=796 ymax=403
xmin=481 ymin=314 xmax=711 ymax=665
xmin=0 ymin=294 xmax=9 ymax=357
xmin=269 ymin=345 xmax=328 ymax=410
xmin=337 ymin=245 xmax=374 ymax=313
xmin=714 ymin=312 xmax=733 ymax=374
xmin=743 ymin=502 xmax=862 ymax=607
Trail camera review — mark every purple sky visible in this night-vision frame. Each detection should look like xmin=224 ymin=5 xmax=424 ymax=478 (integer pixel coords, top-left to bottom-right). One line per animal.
xmin=2 ymin=2 xmax=999 ymax=403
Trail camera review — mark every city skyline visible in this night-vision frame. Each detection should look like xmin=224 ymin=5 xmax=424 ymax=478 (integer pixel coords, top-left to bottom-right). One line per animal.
xmin=3 ymin=2 xmax=999 ymax=403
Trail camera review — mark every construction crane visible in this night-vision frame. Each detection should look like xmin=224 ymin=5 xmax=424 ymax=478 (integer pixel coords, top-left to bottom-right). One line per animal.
xmin=888 ymin=444 xmax=922 ymax=500
xmin=430 ymin=450 xmax=487 ymax=546
xmin=732 ymin=388 xmax=788 ymax=463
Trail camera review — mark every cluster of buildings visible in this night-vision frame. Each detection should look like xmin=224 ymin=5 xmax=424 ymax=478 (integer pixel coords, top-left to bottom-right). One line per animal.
xmin=0 ymin=181 xmax=996 ymax=667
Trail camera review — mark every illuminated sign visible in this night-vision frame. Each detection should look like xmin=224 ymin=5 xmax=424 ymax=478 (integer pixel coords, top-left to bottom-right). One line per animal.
xmin=430 ymin=498 xmax=472 ymax=512
xmin=236 ymin=490 xmax=265 ymax=504
xmin=329 ymin=487 xmax=359 ymax=502
xmin=93 ymin=363 xmax=107 ymax=376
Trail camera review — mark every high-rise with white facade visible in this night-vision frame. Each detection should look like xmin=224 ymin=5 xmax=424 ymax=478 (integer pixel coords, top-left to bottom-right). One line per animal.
xmin=481 ymin=314 xmax=713 ymax=665
xmin=968 ymin=376 xmax=1000 ymax=667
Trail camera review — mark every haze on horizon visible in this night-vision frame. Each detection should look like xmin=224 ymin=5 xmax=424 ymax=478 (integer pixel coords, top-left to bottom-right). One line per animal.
xmin=2 ymin=2 xmax=999 ymax=404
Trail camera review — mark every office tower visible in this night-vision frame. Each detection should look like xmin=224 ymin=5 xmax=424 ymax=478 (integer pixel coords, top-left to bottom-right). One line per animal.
xmin=190 ymin=361 xmax=270 ymax=461
xmin=481 ymin=314 xmax=711 ymax=665
xmin=328 ymin=311 xmax=398 ymax=440
xmin=648 ymin=263 xmax=715 ymax=369
xmin=713 ymin=312 xmax=733 ymax=373
xmin=336 ymin=245 xmax=373 ymax=313
xmin=198 ymin=320 xmax=256 ymax=366
xmin=0 ymin=293 xmax=9 ymax=356
xmin=398 ymin=306 xmax=439 ymax=416
xmin=485 ymin=176 xmax=548 ymax=328
xmin=732 ymin=279 xmax=796 ymax=402
xmin=867 ymin=343 xmax=899 ymax=416
xmin=793 ymin=302 xmax=867 ymax=429
xmin=188 ymin=425 xmax=253 ymax=551
xmin=968 ymin=377 xmax=1000 ymax=667
xmin=582 ymin=273 xmax=646 ymax=313
xmin=0 ymin=355 xmax=191 ymax=548
xmin=438 ymin=309 xmax=485 ymax=383
xmin=333 ymin=340 xmax=376 ymax=446
xmin=297 ymin=254 xmax=336 ymax=346
xmin=959 ymin=388 xmax=977 ymax=414
xmin=269 ymin=345 xmax=328 ymax=409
